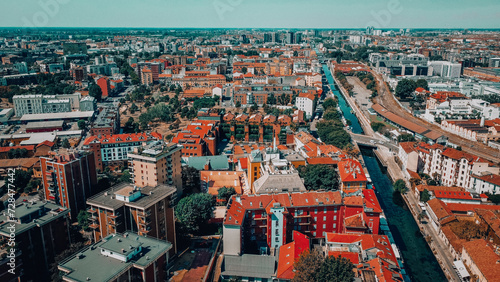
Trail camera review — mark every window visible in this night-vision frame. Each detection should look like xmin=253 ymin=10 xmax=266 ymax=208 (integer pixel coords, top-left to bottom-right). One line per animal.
xmin=323 ymin=216 xmax=326 ymax=221
xmin=323 ymin=224 xmax=326 ymax=229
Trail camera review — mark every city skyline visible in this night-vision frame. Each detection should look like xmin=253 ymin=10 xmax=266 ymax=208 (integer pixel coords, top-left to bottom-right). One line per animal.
xmin=2 ymin=0 xmax=500 ymax=29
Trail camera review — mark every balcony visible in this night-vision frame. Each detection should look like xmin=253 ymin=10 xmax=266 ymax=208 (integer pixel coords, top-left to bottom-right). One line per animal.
xmin=87 ymin=209 xmax=97 ymax=214
xmin=108 ymin=213 xmax=119 ymax=219
xmin=293 ymin=213 xmax=311 ymax=218
xmin=89 ymin=223 xmax=99 ymax=229
xmin=254 ymin=217 xmax=267 ymax=221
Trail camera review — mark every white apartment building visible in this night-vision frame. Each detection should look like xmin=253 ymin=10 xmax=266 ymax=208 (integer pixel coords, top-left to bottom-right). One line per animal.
xmin=470 ymin=173 xmax=500 ymax=195
xmin=13 ymin=94 xmax=71 ymax=117
xmin=400 ymin=142 xmax=499 ymax=190
xmin=295 ymin=93 xmax=315 ymax=118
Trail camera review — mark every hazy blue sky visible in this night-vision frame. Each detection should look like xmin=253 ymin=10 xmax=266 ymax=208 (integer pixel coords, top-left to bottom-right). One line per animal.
xmin=2 ymin=0 xmax=499 ymax=28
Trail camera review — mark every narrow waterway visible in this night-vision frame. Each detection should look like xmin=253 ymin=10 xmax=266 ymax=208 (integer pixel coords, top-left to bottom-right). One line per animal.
xmin=321 ymin=63 xmax=363 ymax=134
xmin=360 ymin=147 xmax=447 ymax=282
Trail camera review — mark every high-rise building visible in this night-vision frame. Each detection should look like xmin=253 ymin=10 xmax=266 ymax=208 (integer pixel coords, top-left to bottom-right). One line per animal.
xmin=127 ymin=141 xmax=183 ymax=193
xmin=285 ymin=32 xmax=294 ymax=44
xmin=141 ymin=67 xmax=153 ymax=85
xmin=86 ymin=183 xmax=178 ymax=254
xmin=41 ymin=150 xmax=98 ymax=218
xmin=58 ymin=232 xmax=172 ymax=282
xmin=0 ymin=201 xmax=71 ymax=281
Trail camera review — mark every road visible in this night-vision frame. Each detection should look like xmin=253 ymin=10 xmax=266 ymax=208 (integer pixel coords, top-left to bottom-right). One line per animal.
xmin=404 ymin=191 xmax=462 ymax=282
xmin=372 ymin=71 xmax=500 ymax=163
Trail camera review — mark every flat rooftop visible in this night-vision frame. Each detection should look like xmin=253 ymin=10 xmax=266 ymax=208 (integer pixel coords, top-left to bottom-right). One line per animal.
xmin=0 ymin=201 xmax=69 ymax=236
xmin=87 ymin=182 xmax=177 ymax=210
xmin=59 ymin=233 xmax=172 ymax=282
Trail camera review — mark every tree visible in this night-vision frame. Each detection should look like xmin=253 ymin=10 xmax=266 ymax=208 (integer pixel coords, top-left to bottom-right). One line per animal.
xmin=298 ymin=164 xmax=339 ymax=191
xmin=323 ymin=109 xmax=341 ymax=121
xmin=241 ymin=67 xmax=248 ymax=74
xmin=395 ymin=79 xmax=417 ymax=99
xmin=217 ymin=187 xmax=236 ymax=202
xmin=175 ymin=193 xmax=216 ymax=234
xmin=292 ymin=249 xmax=324 ymax=282
xmin=13 ymin=170 xmax=32 ymax=193
xmin=77 ymin=210 xmax=90 ymax=231
xmin=182 ymin=166 xmax=200 ymax=194
xmin=62 ymin=139 xmax=71 ymax=148
xmin=316 ymin=255 xmax=355 ymax=282
xmin=235 ymin=101 xmax=241 ymax=108
xmin=120 ymin=170 xmax=132 ymax=183
xmin=88 ymin=83 xmax=102 ymax=101
xmin=129 ymin=103 xmax=139 ymax=114
xmin=322 ymin=98 xmax=337 ymax=110
xmin=393 ymin=179 xmax=407 ymax=193
xmin=397 ymin=134 xmax=416 ymax=143
xmin=250 ymin=103 xmax=259 ymax=112
xmin=77 ymin=120 xmax=86 ymax=130
xmin=420 ymin=189 xmax=431 ymax=202
xmin=416 ymin=79 xmax=429 ymax=90
xmin=267 ymin=93 xmax=277 ymax=105
xmin=371 ymin=122 xmax=385 ymax=133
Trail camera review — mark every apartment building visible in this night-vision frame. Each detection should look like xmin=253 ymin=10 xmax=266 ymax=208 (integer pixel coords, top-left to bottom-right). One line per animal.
xmin=295 ymin=92 xmax=315 ymax=118
xmin=127 ymin=141 xmax=183 ymax=193
xmin=222 ymin=112 xmax=293 ymax=144
xmin=41 ymin=150 xmax=98 ymax=218
xmin=90 ymin=105 xmax=120 ymax=136
xmin=223 ymin=190 xmax=381 ymax=256
xmin=0 ymin=201 xmax=71 ymax=282
xmin=338 ymin=158 xmax=368 ymax=193
xmin=82 ymin=132 xmax=162 ymax=171
xmin=400 ymin=142 xmax=499 ymax=189
xmin=58 ymin=232 xmax=172 ymax=282
xmin=86 ymin=183 xmax=177 ymax=254
xmin=13 ymin=94 xmax=71 ymax=117
xmin=171 ymin=120 xmax=218 ymax=157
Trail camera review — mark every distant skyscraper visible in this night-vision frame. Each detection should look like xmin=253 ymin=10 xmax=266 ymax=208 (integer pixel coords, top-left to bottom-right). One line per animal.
xmin=366 ymin=26 xmax=374 ymax=35
xmin=286 ymin=32 xmax=294 ymax=44
xmin=294 ymin=33 xmax=302 ymax=44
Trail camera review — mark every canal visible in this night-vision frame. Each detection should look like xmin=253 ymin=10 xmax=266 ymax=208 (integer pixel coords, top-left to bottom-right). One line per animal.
xmin=360 ymin=147 xmax=447 ymax=282
xmin=321 ymin=63 xmax=364 ymax=134
xmin=319 ymin=58 xmax=446 ymax=281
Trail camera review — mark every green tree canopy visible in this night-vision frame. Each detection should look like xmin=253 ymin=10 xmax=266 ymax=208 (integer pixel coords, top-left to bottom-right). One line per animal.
xmin=77 ymin=120 xmax=86 ymax=130
xmin=322 ymin=98 xmax=337 ymax=111
xmin=395 ymin=79 xmax=417 ymax=99
xmin=292 ymin=249 xmax=324 ymax=282
xmin=62 ymin=139 xmax=71 ymax=148
xmin=298 ymin=164 xmax=339 ymax=191
xmin=88 ymin=83 xmax=102 ymax=101
xmin=217 ymin=186 xmax=236 ymax=202
xmin=420 ymin=189 xmax=431 ymax=202
xmin=393 ymin=179 xmax=407 ymax=193
xmin=316 ymin=255 xmax=355 ymax=282
xmin=415 ymin=79 xmax=429 ymax=91
xmin=397 ymin=133 xmax=416 ymax=143
xmin=77 ymin=210 xmax=90 ymax=231
xmin=175 ymin=193 xmax=216 ymax=234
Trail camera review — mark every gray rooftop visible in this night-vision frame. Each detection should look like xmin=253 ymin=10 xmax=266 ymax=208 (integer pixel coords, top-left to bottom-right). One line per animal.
xmin=222 ymin=254 xmax=276 ymax=279
xmin=20 ymin=111 xmax=94 ymax=122
xmin=26 ymin=120 xmax=65 ymax=130
xmin=0 ymin=201 xmax=69 ymax=236
xmin=87 ymin=182 xmax=177 ymax=210
xmin=253 ymin=173 xmax=307 ymax=194
xmin=186 ymin=155 xmax=230 ymax=171
xmin=59 ymin=233 xmax=171 ymax=282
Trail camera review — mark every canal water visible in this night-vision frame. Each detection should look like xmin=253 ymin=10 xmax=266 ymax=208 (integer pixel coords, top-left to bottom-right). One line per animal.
xmin=361 ymin=147 xmax=447 ymax=282
xmin=321 ymin=64 xmax=364 ymax=134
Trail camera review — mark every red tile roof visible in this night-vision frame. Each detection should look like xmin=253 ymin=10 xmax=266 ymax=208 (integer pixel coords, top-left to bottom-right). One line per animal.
xmin=276 ymin=231 xmax=310 ymax=280
xmin=0 ymin=145 xmax=35 ymax=153
xmin=338 ymin=159 xmax=367 ymax=183
xmin=462 ymin=239 xmax=500 ymax=281
xmin=306 ymin=157 xmax=337 ymax=165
